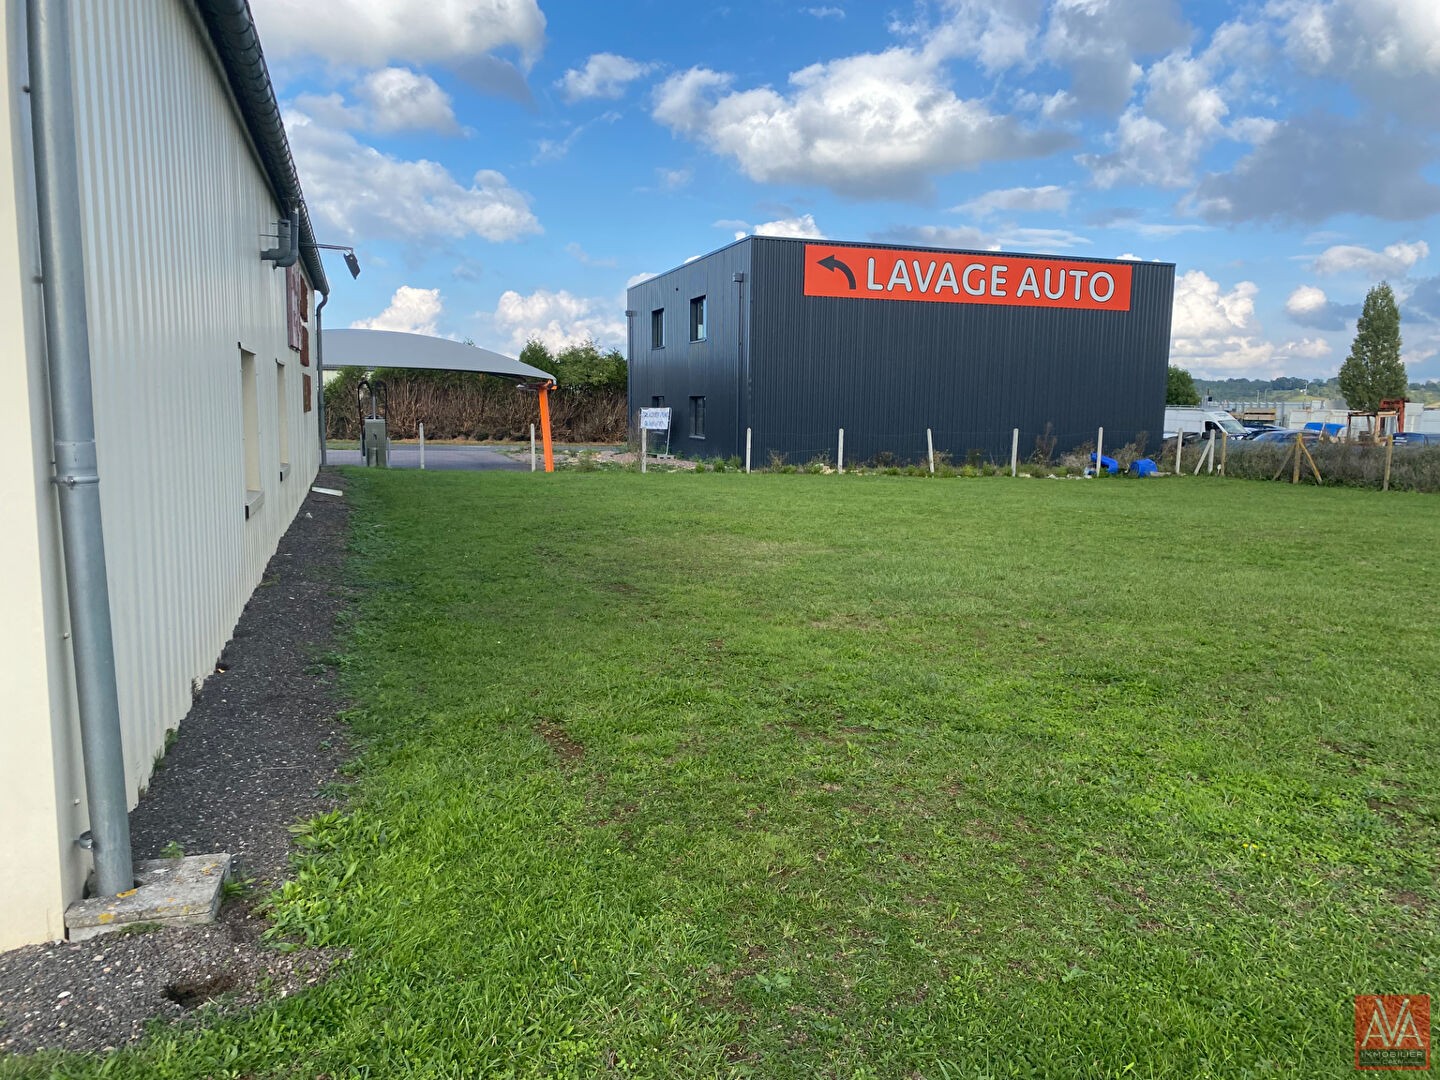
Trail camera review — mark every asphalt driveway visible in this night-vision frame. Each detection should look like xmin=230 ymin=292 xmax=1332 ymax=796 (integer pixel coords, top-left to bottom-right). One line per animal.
xmin=326 ymin=445 xmax=526 ymax=471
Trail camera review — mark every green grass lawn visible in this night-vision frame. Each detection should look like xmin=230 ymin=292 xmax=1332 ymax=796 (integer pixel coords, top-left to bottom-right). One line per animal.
xmin=13 ymin=473 xmax=1440 ymax=1078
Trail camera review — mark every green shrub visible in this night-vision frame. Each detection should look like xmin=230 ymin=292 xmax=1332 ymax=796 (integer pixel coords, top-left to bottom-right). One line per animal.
xmin=1225 ymin=441 xmax=1440 ymax=491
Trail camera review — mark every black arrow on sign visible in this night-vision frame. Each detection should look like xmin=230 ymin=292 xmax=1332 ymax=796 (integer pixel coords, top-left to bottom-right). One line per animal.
xmin=817 ymin=254 xmax=857 ymax=290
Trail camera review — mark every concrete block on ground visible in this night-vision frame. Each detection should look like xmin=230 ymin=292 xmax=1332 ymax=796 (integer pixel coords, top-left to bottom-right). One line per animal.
xmin=65 ymin=854 xmax=231 ymax=941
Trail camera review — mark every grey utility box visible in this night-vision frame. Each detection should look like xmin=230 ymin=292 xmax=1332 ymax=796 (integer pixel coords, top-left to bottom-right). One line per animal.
xmin=363 ymin=418 xmax=388 ymax=467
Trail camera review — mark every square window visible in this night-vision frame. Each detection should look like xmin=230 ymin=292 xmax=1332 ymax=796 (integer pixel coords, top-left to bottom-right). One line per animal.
xmin=689 ymin=295 xmax=706 ymax=342
xmin=690 ymin=395 xmax=706 ymax=439
xmin=651 ymin=308 xmax=664 ymax=349
xmin=651 ymin=395 xmax=665 ymax=407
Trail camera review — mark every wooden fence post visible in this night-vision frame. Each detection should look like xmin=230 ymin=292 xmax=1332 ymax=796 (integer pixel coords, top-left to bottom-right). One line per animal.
xmin=1011 ymin=428 xmax=1019 ymax=477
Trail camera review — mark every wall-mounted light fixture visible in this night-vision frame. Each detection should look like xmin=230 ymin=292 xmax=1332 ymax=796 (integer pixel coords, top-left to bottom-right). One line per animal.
xmin=305 ymin=241 xmax=361 ymax=278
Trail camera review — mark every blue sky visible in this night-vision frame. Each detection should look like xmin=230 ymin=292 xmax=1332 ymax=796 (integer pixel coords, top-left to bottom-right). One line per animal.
xmin=249 ymin=0 xmax=1440 ymax=380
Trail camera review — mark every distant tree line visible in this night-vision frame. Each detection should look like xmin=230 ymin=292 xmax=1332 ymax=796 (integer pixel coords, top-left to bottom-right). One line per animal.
xmin=325 ymin=338 xmax=627 ymax=442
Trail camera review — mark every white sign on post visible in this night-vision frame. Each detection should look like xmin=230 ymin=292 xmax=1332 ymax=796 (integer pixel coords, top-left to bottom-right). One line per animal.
xmin=640 ymin=408 xmax=671 ymax=431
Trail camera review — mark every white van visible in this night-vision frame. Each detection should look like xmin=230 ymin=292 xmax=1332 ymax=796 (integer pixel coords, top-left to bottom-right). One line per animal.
xmin=1163 ymin=407 xmax=1249 ymax=441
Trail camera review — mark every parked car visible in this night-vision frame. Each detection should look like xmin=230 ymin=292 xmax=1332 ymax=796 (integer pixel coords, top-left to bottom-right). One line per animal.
xmin=1246 ymin=429 xmax=1317 ymax=444
xmin=1236 ymin=425 xmax=1286 ymax=440
xmin=1391 ymin=432 xmax=1440 ymax=447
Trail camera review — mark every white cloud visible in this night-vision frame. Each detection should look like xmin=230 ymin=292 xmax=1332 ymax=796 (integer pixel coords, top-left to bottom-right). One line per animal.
xmin=351 ymin=286 xmax=443 ymax=335
xmin=805 ymin=6 xmax=845 ymax=18
xmin=1173 ymin=270 xmax=1259 ymax=342
xmin=1117 ymin=252 xmax=1142 ymax=260
xmin=1079 ymin=39 xmax=1246 ymax=189
xmin=657 ymin=167 xmax=692 ymax=190
xmin=923 ymin=0 xmax=1046 ymax=77
xmin=557 ymin=53 xmax=656 ymax=102
xmin=285 ymin=110 xmax=541 ymax=243
xmin=652 ymin=50 xmax=1067 ymax=199
xmin=290 ymin=91 xmax=364 ymax=130
xmin=1285 ymin=283 xmax=1359 ymax=329
xmin=1133 ymin=221 xmax=1208 ymax=238
xmin=533 ymin=128 xmax=583 ymax=163
xmin=1312 ymin=241 xmax=1429 ymax=276
xmin=1172 ymin=270 xmax=1327 ymax=376
xmin=728 ymin=213 xmax=826 ymax=240
xmin=356 ymin=68 xmax=459 ymax=133
xmin=490 ymin=289 xmax=626 ymax=352
xmin=1286 ymin=284 xmax=1329 ymax=317
xmin=1274 ymin=0 xmax=1440 ymax=78
xmin=1192 ymin=113 xmax=1440 ymax=222
xmin=1267 ymin=0 xmax=1440 ymax=129
xmin=533 ymin=112 xmax=622 ymax=163
xmin=996 ymin=227 xmax=1091 ymax=250
xmin=565 ymin=242 xmax=617 ymax=268
xmin=878 ymin=224 xmax=1001 ymax=250
xmin=952 ymin=184 xmax=1070 ymax=216
xmin=249 ymin=0 xmax=546 ymax=69
xmin=626 ymin=272 xmax=657 ymax=288
xmin=1040 ymin=0 xmax=1191 ymax=113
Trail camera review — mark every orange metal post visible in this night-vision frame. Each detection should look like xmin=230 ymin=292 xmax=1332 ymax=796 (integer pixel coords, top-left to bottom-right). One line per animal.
xmin=538 ymin=381 xmax=555 ymax=473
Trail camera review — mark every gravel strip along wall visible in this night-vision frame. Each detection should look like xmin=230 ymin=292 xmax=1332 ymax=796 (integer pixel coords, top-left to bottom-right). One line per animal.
xmin=0 ymin=471 xmax=355 ymax=1056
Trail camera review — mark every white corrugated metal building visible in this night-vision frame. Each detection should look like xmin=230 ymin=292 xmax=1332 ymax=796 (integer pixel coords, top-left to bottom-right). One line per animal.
xmin=0 ymin=0 xmax=331 ymax=949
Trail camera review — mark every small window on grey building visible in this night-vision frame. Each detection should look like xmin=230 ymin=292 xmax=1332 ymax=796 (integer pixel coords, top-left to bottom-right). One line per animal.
xmin=690 ymin=395 xmax=706 ymax=438
xmin=651 ymin=395 xmax=665 ymax=408
xmin=689 ymin=295 xmax=706 ymax=341
xmin=651 ymin=308 xmax=664 ymax=349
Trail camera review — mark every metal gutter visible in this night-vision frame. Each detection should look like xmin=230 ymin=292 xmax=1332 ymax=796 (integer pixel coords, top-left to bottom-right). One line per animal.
xmin=25 ymin=0 xmax=134 ymax=898
xmin=190 ymin=0 xmax=329 ymax=294
xmin=315 ymin=290 xmax=328 ymax=466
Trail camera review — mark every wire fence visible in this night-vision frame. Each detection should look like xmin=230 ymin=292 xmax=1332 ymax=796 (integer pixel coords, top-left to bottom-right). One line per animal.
xmin=661 ymin=425 xmax=1440 ymax=491
xmin=719 ymin=426 xmax=1162 ymax=474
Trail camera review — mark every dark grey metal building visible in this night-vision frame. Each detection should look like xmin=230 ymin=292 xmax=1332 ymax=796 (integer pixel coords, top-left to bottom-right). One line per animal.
xmin=626 ymin=236 xmax=1175 ymax=465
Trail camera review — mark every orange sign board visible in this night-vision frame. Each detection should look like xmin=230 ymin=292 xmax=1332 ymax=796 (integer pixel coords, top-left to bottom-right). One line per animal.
xmin=802 ymin=244 xmax=1132 ymax=312
xmin=1356 ymin=995 xmax=1430 ymax=1070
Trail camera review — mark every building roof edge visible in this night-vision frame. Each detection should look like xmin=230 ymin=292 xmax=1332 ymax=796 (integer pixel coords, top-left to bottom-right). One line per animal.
xmin=191 ymin=0 xmax=330 ymax=294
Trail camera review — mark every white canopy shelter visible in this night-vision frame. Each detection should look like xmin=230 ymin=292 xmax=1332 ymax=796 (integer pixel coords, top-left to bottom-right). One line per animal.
xmin=320 ymin=328 xmax=559 ymax=471
xmin=323 ymin=329 xmax=556 ymax=382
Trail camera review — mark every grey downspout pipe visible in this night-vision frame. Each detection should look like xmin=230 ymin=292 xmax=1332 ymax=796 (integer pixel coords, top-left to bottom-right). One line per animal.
xmin=262 ymin=207 xmax=299 ymax=267
xmin=315 ymin=289 xmax=328 ymax=466
xmin=26 ymin=0 xmax=134 ymax=896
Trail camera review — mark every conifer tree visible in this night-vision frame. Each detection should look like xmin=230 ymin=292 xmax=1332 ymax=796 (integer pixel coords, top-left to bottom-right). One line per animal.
xmin=1338 ymin=283 xmax=1406 ymax=413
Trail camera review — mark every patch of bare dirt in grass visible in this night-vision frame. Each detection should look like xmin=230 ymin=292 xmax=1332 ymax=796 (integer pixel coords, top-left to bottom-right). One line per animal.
xmin=535 ymin=720 xmax=584 ymax=763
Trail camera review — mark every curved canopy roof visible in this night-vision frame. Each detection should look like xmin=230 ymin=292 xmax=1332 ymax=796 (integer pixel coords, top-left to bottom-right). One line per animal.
xmin=323 ymin=329 xmax=556 ymax=382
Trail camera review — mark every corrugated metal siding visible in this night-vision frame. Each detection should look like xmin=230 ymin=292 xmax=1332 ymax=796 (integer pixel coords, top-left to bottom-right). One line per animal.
xmin=626 ymin=240 xmax=752 ymax=460
xmin=67 ymin=0 xmax=318 ymax=800
xmin=742 ymin=237 xmax=1173 ymax=464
